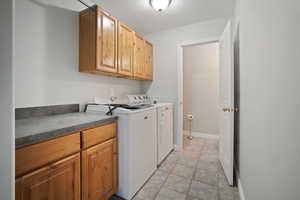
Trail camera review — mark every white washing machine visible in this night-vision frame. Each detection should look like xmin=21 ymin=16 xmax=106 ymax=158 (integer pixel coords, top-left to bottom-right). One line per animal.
xmin=86 ymin=95 xmax=157 ymax=200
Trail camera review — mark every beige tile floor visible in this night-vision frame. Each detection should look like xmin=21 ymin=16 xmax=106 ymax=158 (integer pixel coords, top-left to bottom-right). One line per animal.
xmin=112 ymin=136 xmax=240 ymax=200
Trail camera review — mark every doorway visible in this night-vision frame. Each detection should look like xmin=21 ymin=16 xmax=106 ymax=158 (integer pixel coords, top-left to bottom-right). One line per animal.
xmin=177 ymin=37 xmax=219 ymax=152
xmin=182 ymin=42 xmax=220 ymax=141
xmin=177 ymin=20 xmax=235 ymax=187
xmin=160 ymin=34 xmax=238 ymax=199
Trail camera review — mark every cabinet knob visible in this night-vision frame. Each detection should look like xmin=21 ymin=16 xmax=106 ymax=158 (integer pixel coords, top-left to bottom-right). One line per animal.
xmin=144 ymin=116 xmax=148 ymax=119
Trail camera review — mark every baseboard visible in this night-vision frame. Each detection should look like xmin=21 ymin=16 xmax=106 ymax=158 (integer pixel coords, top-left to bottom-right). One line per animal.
xmin=236 ymin=171 xmax=246 ymax=200
xmin=183 ymin=130 xmax=219 ymax=140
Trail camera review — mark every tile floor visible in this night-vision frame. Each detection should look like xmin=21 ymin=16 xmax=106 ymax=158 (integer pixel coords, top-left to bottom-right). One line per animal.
xmin=112 ymin=136 xmax=240 ymax=200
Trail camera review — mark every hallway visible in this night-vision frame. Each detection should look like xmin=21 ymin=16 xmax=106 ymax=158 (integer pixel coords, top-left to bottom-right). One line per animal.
xmin=132 ymin=136 xmax=240 ymax=200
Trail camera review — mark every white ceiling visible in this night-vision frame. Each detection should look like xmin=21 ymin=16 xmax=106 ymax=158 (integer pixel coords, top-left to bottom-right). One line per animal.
xmin=34 ymin=0 xmax=235 ymax=35
xmin=94 ymin=0 xmax=235 ymax=35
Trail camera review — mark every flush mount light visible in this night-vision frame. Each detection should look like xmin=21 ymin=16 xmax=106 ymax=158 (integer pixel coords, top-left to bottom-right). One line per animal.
xmin=149 ymin=0 xmax=173 ymax=12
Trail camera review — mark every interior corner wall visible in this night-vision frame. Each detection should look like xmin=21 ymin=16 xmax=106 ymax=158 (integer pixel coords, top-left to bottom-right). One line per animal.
xmin=142 ymin=18 xmax=228 ymax=147
xmin=0 ymin=0 xmax=14 ymax=199
xmin=15 ymin=0 xmax=142 ymax=109
xmin=183 ymin=43 xmax=219 ymax=135
xmin=235 ymin=0 xmax=300 ymax=199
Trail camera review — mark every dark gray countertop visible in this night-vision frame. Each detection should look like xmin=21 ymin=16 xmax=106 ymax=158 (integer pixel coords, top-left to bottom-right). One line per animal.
xmin=16 ymin=112 xmax=117 ymax=149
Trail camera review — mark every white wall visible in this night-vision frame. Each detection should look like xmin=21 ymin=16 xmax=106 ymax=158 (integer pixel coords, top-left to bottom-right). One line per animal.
xmin=0 ymin=0 xmax=14 ymax=199
xmin=183 ymin=43 xmax=219 ymax=135
xmin=15 ymin=0 xmax=142 ymax=109
xmin=142 ymin=18 xmax=228 ymax=147
xmin=235 ymin=0 xmax=300 ymax=199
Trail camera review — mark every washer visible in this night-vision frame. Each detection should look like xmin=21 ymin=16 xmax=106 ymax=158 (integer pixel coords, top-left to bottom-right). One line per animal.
xmin=86 ymin=95 xmax=157 ymax=200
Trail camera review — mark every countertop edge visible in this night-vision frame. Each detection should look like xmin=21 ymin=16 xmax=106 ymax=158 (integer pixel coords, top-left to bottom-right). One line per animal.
xmin=15 ymin=116 xmax=118 ymax=149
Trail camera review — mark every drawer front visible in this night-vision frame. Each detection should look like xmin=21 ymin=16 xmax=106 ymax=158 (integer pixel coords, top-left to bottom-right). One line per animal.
xmin=82 ymin=121 xmax=117 ymax=148
xmin=16 ymin=133 xmax=81 ymax=176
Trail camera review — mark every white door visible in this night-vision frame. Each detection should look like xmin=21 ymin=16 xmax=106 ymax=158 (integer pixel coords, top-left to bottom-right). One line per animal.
xmin=219 ymin=21 xmax=234 ymax=185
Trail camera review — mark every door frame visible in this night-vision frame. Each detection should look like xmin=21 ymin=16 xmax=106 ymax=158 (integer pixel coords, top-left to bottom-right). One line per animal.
xmin=176 ymin=37 xmax=220 ymax=151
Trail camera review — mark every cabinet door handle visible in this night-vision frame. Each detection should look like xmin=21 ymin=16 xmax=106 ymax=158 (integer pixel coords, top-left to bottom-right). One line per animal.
xmin=144 ymin=116 xmax=148 ymax=119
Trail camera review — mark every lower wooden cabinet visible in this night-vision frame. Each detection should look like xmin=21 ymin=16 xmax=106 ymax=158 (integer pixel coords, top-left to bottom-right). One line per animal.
xmin=16 ymin=132 xmax=81 ymax=177
xmin=16 ymin=122 xmax=118 ymax=200
xmin=16 ymin=153 xmax=81 ymax=200
xmin=82 ymin=138 xmax=117 ymax=200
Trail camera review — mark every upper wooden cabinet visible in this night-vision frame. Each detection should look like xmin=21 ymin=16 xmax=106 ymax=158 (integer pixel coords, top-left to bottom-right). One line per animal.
xmin=133 ymin=34 xmax=145 ymax=79
xmin=16 ymin=153 xmax=81 ymax=200
xmin=118 ymin=23 xmax=134 ymax=77
xmin=79 ymin=6 xmax=153 ymax=80
xmin=133 ymin=37 xmax=153 ymax=80
xmin=144 ymin=41 xmax=153 ymax=80
xmin=98 ymin=11 xmax=118 ymax=73
xmin=79 ymin=7 xmax=118 ymax=75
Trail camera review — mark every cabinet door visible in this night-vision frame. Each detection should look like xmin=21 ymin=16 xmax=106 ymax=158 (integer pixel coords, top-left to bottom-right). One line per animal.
xmin=82 ymin=138 xmax=117 ymax=200
xmin=144 ymin=41 xmax=153 ymax=80
xmin=16 ymin=153 xmax=80 ymax=200
xmin=133 ymin=34 xmax=145 ymax=79
xmin=97 ymin=9 xmax=117 ymax=73
xmin=118 ymin=23 xmax=134 ymax=77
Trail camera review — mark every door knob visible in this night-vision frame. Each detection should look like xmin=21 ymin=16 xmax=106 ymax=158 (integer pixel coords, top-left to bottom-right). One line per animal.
xmin=229 ymin=108 xmax=239 ymax=112
xmin=223 ymin=108 xmax=239 ymax=112
xmin=223 ymin=108 xmax=230 ymax=112
xmin=233 ymin=108 xmax=239 ymax=112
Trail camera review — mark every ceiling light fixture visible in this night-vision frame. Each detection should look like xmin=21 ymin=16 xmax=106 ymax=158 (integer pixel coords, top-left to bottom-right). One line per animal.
xmin=149 ymin=0 xmax=172 ymax=12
